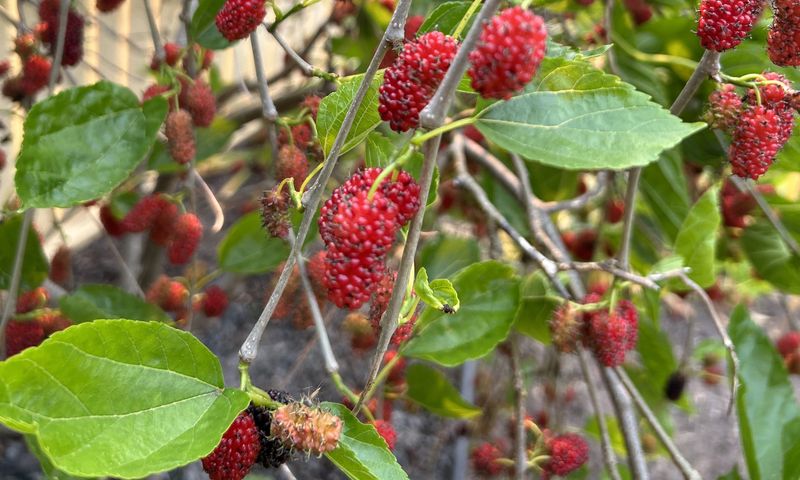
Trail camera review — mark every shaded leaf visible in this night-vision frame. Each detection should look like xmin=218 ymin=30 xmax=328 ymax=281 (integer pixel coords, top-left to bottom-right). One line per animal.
xmin=741 ymin=220 xmax=800 ymax=294
xmin=418 ymin=2 xmax=475 ymax=36
xmin=729 ymin=305 xmax=800 ymax=480
xmin=513 ymin=272 xmax=559 ymax=344
xmin=0 ymin=320 xmax=249 ymax=478
xmin=674 ymin=186 xmax=720 ymax=288
xmin=317 ymin=75 xmax=382 ymax=157
xmin=405 ymin=364 xmax=480 ymax=418
xmin=60 ymin=284 xmax=171 ymax=324
xmin=418 ymin=235 xmax=480 ymax=279
xmin=218 ymin=212 xmax=291 ymax=274
xmin=191 ymin=0 xmax=231 ymax=50
xmin=0 ymin=215 xmax=48 ymax=290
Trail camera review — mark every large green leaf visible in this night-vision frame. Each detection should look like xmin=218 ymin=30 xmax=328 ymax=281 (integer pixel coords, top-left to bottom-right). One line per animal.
xmin=317 ymin=74 xmax=382 ymax=157
xmin=639 ymin=150 xmax=691 ymax=243
xmin=741 ymin=220 xmax=800 ymax=294
xmin=322 ymin=403 xmax=408 ymax=480
xmin=0 ymin=214 xmax=49 ymax=290
xmin=218 ymin=212 xmax=291 ymax=274
xmin=403 ymin=261 xmax=519 ymax=366
xmin=729 ymin=305 xmax=800 ymax=480
xmin=405 ymin=364 xmax=480 ymax=419
xmin=15 ymin=81 xmax=166 ymax=208
xmin=513 ymin=272 xmax=559 ymax=344
xmin=674 ymin=186 xmax=720 ymax=288
xmin=0 ymin=320 xmax=249 ymax=478
xmin=418 ymin=235 xmax=481 ymax=279
xmin=190 ymin=0 xmax=231 ymax=50
xmin=475 ymin=58 xmax=705 ymax=170
xmin=418 ymin=2 xmax=476 ymax=36
xmin=60 ymin=284 xmax=171 ymax=324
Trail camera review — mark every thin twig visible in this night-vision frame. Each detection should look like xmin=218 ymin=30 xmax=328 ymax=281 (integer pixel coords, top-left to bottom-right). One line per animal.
xmin=617 ymin=49 xmax=721 ymax=272
xmin=267 ymin=25 xmax=338 ymax=82
xmin=357 ymin=136 xmax=443 ymax=412
xmin=179 ymin=0 xmax=196 ymax=77
xmin=47 ymin=0 xmax=70 ymax=93
xmin=191 ymin=169 xmax=225 ymax=233
xmin=16 ymin=0 xmax=27 ymax=31
xmin=678 ymin=272 xmax=739 ymax=414
xmin=250 ymin=31 xmax=280 ymax=163
xmin=600 ymin=366 xmax=650 ymax=480
xmin=142 ymin=0 xmax=164 ymax=63
xmin=509 ymin=335 xmax=528 ymax=480
xmin=0 ymin=210 xmax=33 ymax=359
xmin=578 ymin=350 xmax=621 ymax=480
xmin=614 ymin=367 xmax=702 ymax=480
xmin=239 ymin=0 xmax=412 ymax=364
xmin=89 ymin=214 xmax=146 ymax=298
xmin=293 ymin=231 xmax=339 ymax=373
xmin=452 ymin=140 xmax=567 ymax=297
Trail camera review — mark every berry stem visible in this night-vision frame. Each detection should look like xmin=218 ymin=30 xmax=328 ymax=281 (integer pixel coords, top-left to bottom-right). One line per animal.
xmin=359 ymin=350 xmax=403 ymax=406
xmin=332 ymin=372 xmax=375 ymax=422
xmin=412 ymin=116 xmax=477 ymax=146
xmin=366 ymin=146 xmax=414 ymax=201
xmin=298 ymin=162 xmax=324 ymax=198
xmin=452 ymin=0 xmax=483 ymax=40
xmin=267 ymin=24 xmax=339 ymax=82
xmin=239 ymin=0 xmax=413 ymax=364
xmin=142 ymin=0 xmax=165 ymax=65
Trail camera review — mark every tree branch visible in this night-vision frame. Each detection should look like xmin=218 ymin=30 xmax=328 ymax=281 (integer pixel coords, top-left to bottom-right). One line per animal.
xmin=600 ymin=366 xmax=650 ymax=479
xmin=614 ymin=367 xmax=702 ymax=480
xmin=0 ymin=210 xmax=33 ymax=359
xmin=510 ymin=335 xmax=528 ymax=480
xmin=239 ymin=0 xmax=412 ymax=364
xmin=250 ymin=31 xmax=280 ymax=162
xmin=578 ymin=350 xmax=621 ymax=480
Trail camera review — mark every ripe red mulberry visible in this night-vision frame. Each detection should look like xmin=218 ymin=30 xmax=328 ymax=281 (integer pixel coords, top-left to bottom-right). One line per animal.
xmin=215 ymin=0 xmax=266 ymax=41
xmin=696 ymin=0 xmax=763 ymax=52
xmin=468 ymin=7 xmax=547 ymax=100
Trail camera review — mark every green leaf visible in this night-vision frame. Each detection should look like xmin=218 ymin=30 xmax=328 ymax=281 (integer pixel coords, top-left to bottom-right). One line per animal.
xmin=0 ymin=214 xmax=48 ymax=290
xmin=513 ymin=272 xmax=559 ymax=344
xmin=0 ymin=320 xmax=249 ymax=478
xmin=418 ymin=235 xmax=481 ymax=279
xmin=418 ymin=2 xmax=475 ymax=36
xmin=15 ymin=81 xmax=165 ymax=208
xmin=403 ymin=261 xmax=519 ymax=366
xmin=729 ymin=305 xmax=800 ymax=480
xmin=741 ymin=220 xmax=800 ymax=294
xmin=639 ymin=150 xmax=691 ymax=243
xmin=317 ymin=75 xmax=382 ymax=157
xmin=322 ymin=403 xmax=408 ymax=480
xmin=475 ymin=58 xmax=705 ymax=170
xmin=191 ymin=0 xmax=231 ymax=50
xmin=218 ymin=212 xmax=291 ymax=274
xmin=25 ymin=435 xmax=85 ymax=480
xmin=60 ymin=284 xmax=171 ymax=324
xmin=414 ymin=268 xmax=459 ymax=313
xmin=674 ymin=186 xmax=720 ymax=288
xmin=405 ymin=364 xmax=480 ymax=418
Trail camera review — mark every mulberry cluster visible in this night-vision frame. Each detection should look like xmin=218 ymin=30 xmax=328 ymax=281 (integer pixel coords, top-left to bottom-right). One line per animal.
xmin=248 ymin=391 xmax=293 ymax=468
xmin=696 ymin=0 xmax=763 ymax=52
xmin=777 ymin=331 xmax=800 ymax=375
xmin=168 ymin=213 xmax=203 ymax=265
xmin=146 ymin=275 xmax=189 ymax=312
xmin=215 ymin=0 xmax=266 ymax=41
xmin=468 ymin=7 xmax=547 ymax=100
xmin=270 ymin=403 xmax=343 ymax=455
xmin=768 ymin=0 xmax=800 ymax=67
xmin=275 ymin=144 xmax=309 ymax=187
xmin=260 ymin=187 xmax=290 ymax=239
xmin=542 ymin=433 xmax=589 ymax=478
xmin=4 ymin=320 xmax=45 ymax=358
xmin=378 ymin=32 xmax=458 ymax=132
xmin=199 ymin=285 xmax=229 ymax=317
xmin=49 ymin=245 xmax=72 ymax=286
xmin=201 ymin=411 xmax=261 ymax=480
xmin=372 ymin=420 xmax=397 ymax=450
xmin=319 ymin=168 xmax=420 ymax=309
xmin=96 ymin=0 xmax=127 ymax=13
xmin=38 ymin=0 xmax=85 ymax=66
xmin=165 ymin=110 xmax=196 ymax=165
xmin=550 ymin=294 xmax=639 ymax=367
xmin=729 ymin=105 xmax=784 ymax=179
xmin=470 ymin=442 xmax=505 ymax=476
xmin=705 ymin=84 xmax=742 ymax=134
